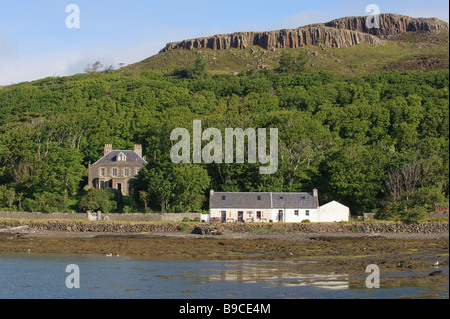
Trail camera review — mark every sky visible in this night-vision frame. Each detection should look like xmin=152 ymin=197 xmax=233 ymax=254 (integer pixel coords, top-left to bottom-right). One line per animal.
xmin=0 ymin=0 xmax=449 ymax=85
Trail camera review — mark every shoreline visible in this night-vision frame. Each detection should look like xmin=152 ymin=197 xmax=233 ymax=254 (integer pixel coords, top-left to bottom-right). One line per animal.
xmin=1 ymin=219 xmax=448 ymax=277
xmin=0 ymin=227 xmax=448 ymax=276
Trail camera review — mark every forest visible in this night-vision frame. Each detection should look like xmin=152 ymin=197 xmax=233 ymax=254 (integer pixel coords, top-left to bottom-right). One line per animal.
xmin=0 ymin=55 xmax=448 ymax=220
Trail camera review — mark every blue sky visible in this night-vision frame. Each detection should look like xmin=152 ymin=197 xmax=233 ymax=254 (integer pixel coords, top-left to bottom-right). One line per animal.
xmin=1 ymin=0 xmax=448 ymax=85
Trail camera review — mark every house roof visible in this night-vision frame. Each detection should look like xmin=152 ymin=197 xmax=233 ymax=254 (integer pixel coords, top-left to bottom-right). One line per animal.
xmin=93 ymin=150 xmax=148 ymax=165
xmin=210 ymin=191 xmax=318 ymax=209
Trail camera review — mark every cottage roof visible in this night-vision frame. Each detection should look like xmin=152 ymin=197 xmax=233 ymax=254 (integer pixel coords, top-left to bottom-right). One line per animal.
xmin=93 ymin=150 xmax=148 ymax=165
xmin=210 ymin=191 xmax=318 ymax=209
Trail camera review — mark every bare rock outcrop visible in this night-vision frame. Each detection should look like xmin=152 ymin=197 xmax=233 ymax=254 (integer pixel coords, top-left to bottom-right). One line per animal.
xmin=160 ymin=13 xmax=449 ymax=53
xmin=323 ymin=13 xmax=449 ymax=39
xmin=161 ymin=26 xmax=383 ymax=52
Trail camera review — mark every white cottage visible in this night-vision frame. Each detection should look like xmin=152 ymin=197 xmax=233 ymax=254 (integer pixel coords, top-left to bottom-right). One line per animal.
xmin=209 ymin=189 xmax=349 ymax=223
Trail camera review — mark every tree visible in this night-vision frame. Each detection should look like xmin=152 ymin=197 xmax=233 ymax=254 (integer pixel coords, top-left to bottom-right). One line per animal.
xmin=84 ymin=61 xmax=104 ymax=73
xmin=173 ymin=164 xmax=210 ymax=212
xmin=5 ymin=188 xmax=15 ymax=211
xmin=190 ymin=55 xmax=208 ymax=79
xmin=276 ymin=50 xmax=309 ymax=74
xmin=139 ymin=190 xmax=149 ymax=211
xmin=78 ymin=188 xmax=118 ymax=213
xmin=385 ymin=162 xmax=421 ymax=204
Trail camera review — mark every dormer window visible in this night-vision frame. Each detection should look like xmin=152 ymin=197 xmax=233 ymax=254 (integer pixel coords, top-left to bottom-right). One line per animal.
xmin=117 ymin=152 xmax=127 ymax=162
xmin=257 ymin=195 xmax=261 ymax=200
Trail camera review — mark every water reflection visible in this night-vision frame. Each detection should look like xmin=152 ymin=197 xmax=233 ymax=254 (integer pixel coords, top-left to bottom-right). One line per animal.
xmin=206 ymin=262 xmax=349 ymax=290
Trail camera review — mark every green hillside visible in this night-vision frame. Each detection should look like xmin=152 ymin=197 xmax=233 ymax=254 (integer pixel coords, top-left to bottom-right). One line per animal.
xmin=126 ymin=31 xmax=449 ymax=76
xmin=0 ymin=20 xmax=448 ymax=220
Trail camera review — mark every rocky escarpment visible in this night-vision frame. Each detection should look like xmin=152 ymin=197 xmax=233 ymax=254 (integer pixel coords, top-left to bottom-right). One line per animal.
xmin=324 ymin=14 xmax=449 ymax=39
xmin=160 ymin=14 xmax=449 ymax=52
xmin=161 ymin=25 xmax=384 ymax=52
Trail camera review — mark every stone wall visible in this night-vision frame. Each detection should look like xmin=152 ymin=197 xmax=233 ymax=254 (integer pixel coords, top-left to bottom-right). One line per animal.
xmin=0 ymin=218 xmax=448 ymax=235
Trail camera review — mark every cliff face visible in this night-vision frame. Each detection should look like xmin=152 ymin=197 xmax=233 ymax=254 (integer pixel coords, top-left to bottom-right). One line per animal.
xmin=161 ymin=26 xmax=384 ymax=52
xmin=160 ymin=14 xmax=449 ymax=52
xmin=324 ymin=14 xmax=449 ymax=39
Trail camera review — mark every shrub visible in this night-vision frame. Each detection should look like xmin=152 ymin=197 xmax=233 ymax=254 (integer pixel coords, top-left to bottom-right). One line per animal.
xmin=78 ymin=188 xmax=118 ymax=213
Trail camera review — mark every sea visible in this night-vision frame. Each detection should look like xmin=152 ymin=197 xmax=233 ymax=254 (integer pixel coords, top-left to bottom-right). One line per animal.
xmin=0 ymin=252 xmax=448 ymax=300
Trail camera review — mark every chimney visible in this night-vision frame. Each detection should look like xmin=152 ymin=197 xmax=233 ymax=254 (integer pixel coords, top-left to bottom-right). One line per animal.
xmin=104 ymin=144 xmax=113 ymax=156
xmin=134 ymin=144 xmax=142 ymax=157
xmin=210 ymin=189 xmax=214 ymax=196
xmin=313 ymin=188 xmax=319 ymax=207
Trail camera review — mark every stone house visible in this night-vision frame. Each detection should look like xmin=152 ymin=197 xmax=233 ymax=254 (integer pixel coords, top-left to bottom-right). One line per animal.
xmin=209 ymin=189 xmax=349 ymax=223
xmin=88 ymin=144 xmax=147 ymax=196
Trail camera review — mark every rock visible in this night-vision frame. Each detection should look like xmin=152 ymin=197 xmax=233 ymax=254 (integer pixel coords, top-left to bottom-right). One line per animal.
xmin=160 ymin=14 xmax=448 ymax=53
xmin=428 ymin=270 xmax=445 ymax=277
xmin=324 ymin=14 xmax=449 ymax=39
xmin=161 ymin=26 xmax=384 ymax=52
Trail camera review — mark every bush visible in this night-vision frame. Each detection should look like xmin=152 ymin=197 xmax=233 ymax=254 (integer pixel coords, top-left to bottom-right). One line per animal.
xmin=78 ymin=188 xmax=119 ymax=213
xmin=123 ymin=205 xmax=131 ymax=214
xmin=182 ymin=217 xmax=190 ymax=222
xmin=31 ymin=193 xmax=68 ymax=213
xmin=23 ymin=198 xmax=39 ymax=212
xmin=301 ymin=219 xmax=310 ymax=223
xmin=402 ymin=208 xmax=428 ymax=223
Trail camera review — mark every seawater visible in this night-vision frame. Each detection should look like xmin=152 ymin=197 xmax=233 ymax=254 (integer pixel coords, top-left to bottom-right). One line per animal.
xmin=0 ymin=252 xmax=447 ymax=299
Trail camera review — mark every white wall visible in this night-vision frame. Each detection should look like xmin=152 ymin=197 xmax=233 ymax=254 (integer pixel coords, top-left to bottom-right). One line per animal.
xmin=318 ymin=201 xmax=350 ymax=222
xmin=272 ymin=209 xmax=319 ymax=223
xmin=211 ymin=208 xmax=319 ymax=222
xmin=210 ymin=208 xmax=271 ymax=222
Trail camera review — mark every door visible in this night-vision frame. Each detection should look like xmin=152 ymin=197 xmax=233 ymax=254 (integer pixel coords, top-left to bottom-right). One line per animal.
xmin=238 ymin=211 xmax=244 ymax=222
xmin=117 ymin=183 xmax=122 ymax=194
xmin=221 ymin=211 xmax=226 ymax=223
xmin=278 ymin=210 xmax=284 ymax=222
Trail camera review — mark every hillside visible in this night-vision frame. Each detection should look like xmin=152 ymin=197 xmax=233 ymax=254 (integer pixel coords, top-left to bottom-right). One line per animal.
xmin=126 ymin=14 xmax=449 ymax=76
xmin=0 ymin=13 xmax=448 ymax=219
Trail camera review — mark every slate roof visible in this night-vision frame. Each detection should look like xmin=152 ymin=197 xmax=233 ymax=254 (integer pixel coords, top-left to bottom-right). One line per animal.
xmin=93 ymin=150 xmax=148 ymax=165
xmin=210 ymin=192 xmax=318 ymax=209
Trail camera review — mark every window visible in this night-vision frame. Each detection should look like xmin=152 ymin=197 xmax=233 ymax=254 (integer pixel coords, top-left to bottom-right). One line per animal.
xmin=301 ymin=195 xmax=306 ymax=200
xmin=306 ymin=210 xmax=310 ymax=216
xmin=117 ymin=152 xmax=127 ymax=162
xmin=222 ymin=195 xmax=226 ymax=200
xmin=112 ymin=168 xmax=118 ymax=177
xmin=136 ymin=168 xmax=140 ymax=175
xmin=279 ymin=195 xmax=284 ymax=199
xmin=124 ymin=169 xmax=130 ymax=177
xmin=294 ymin=210 xmax=299 ymax=216
xmin=257 ymin=195 xmax=261 ymax=200
xmin=100 ymin=168 xmax=106 ymax=177
xmin=248 ymin=211 xmax=252 ymax=217
xmin=257 ymin=211 xmax=262 ymax=219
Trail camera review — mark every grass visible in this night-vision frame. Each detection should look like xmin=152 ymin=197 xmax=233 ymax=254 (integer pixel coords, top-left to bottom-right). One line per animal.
xmin=125 ymin=31 xmax=449 ymax=77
